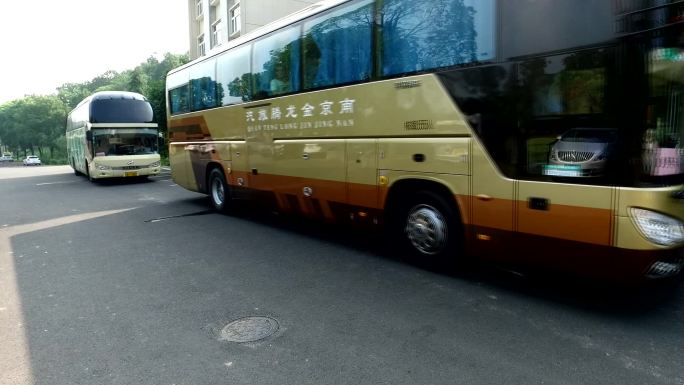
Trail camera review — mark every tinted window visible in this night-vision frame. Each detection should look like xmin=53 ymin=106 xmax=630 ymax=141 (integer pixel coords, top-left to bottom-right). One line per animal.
xmin=169 ymin=86 xmax=190 ymax=115
xmin=189 ymin=59 xmax=219 ymax=111
xmin=90 ymin=99 xmax=154 ymax=123
xmin=525 ymin=54 xmax=606 ymax=117
xmin=93 ymin=128 xmax=160 ymax=156
xmin=501 ymin=0 xmax=613 ymax=58
xmin=217 ymin=44 xmax=252 ymax=105
xmin=380 ymin=0 xmax=495 ymax=77
xmin=518 ymin=50 xmax=611 ymax=177
xmin=561 ymin=128 xmax=617 ymax=143
xmin=168 ymin=71 xmax=190 ymax=115
xmin=643 ymin=36 xmax=684 ymax=179
xmin=302 ymin=0 xmax=373 ymax=89
xmin=439 ymin=49 xmax=613 ymax=182
xmin=252 ymin=26 xmax=302 ymax=98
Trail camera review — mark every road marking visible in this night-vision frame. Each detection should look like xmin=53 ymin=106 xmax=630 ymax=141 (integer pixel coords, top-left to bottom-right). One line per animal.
xmin=35 ymin=181 xmax=77 ymax=186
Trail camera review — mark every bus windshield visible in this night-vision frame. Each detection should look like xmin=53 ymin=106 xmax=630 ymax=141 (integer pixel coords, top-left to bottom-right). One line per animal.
xmin=92 ymin=128 xmax=159 ymax=157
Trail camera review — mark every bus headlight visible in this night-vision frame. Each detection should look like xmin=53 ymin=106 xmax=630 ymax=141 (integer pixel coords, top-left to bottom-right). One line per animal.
xmin=630 ymin=208 xmax=684 ymax=246
xmin=95 ymin=163 xmax=112 ymax=171
xmin=149 ymin=161 xmax=161 ymax=168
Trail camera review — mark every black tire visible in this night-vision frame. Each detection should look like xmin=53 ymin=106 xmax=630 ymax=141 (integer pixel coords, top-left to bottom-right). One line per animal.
xmin=208 ymin=168 xmax=231 ymax=213
xmin=72 ymin=159 xmax=81 ymax=176
xmin=393 ymin=190 xmax=463 ymax=268
xmin=85 ymin=161 xmax=93 ymax=182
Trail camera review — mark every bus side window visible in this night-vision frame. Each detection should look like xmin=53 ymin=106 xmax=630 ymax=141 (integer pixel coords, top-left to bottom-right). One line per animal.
xmin=380 ymin=0 xmax=495 ymax=77
xmin=217 ymin=44 xmax=252 ymax=105
xmin=302 ymin=0 xmax=373 ymax=89
xmin=167 ymin=70 xmax=190 ymax=115
xmin=518 ymin=51 xmax=610 ymax=179
xmin=189 ymin=58 xmax=219 ymax=111
xmin=252 ymin=25 xmax=301 ymax=99
xmin=169 ymin=85 xmax=190 ymax=114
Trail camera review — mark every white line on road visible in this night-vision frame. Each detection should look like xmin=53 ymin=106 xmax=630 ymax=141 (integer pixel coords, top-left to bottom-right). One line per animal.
xmin=35 ymin=181 xmax=77 ymax=186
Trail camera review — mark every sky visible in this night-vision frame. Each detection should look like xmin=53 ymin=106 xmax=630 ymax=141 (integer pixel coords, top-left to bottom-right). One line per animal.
xmin=0 ymin=0 xmax=189 ymax=104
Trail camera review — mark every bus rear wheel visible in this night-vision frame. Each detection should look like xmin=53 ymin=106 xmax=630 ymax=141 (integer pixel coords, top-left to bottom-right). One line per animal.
xmin=395 ymin=190 xmax=462 ymax=269
xmin=208 ymin=168 xmax=231 ymax=213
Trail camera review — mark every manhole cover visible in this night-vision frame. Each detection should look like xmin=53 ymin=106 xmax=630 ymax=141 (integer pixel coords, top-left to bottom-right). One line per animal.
xmin=220 ymin=316 xmax=279 ymax=343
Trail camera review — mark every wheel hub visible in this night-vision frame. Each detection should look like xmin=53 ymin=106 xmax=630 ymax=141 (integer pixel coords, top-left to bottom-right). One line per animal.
xmin=212 ymin=178 xmax=224 ymax=205
xmin=406 ymin=205 xmax=448 ymax=255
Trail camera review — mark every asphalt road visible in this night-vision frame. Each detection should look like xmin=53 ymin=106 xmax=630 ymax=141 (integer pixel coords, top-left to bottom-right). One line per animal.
xmin=1 ymin=165 xmax=683 ymax=385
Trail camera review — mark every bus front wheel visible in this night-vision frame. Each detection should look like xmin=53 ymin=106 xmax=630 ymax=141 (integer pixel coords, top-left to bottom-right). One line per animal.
xmin=208 ymin=168 xmax=231 ymax=213
xmin=72 ymin=158 xmax=80 ymax=176
xmin=395 ymin=190 xmax=462 ymax=268
xmin=85 ymin=161 xmax=93 ymax=182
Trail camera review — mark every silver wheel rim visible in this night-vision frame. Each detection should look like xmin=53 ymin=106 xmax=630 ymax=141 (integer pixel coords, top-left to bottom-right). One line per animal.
xmin=405 ymin=204 xmax=448 ymax=255
xmin=211 ymin=176 xmax=224 ymax=207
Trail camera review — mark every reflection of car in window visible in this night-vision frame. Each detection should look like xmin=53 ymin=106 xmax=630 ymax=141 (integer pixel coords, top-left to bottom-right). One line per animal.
xmin=546 ymin=127 xmax=617 ymax=177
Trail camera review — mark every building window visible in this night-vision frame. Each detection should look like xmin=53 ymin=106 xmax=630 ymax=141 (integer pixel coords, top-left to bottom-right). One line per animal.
xmin=198 ymin=34 xmax=206 ymax=56
xmin=196 ymin=0 xmax=203 ymax=18
xmin=230 ymin=3 xmax=241 ymax=36
xmin=211 ymin=20 xmax=222 ymax=48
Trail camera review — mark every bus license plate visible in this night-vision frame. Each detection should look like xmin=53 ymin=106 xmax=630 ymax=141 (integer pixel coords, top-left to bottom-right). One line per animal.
xmin=124 ymin=171 xmax=138 ymax=177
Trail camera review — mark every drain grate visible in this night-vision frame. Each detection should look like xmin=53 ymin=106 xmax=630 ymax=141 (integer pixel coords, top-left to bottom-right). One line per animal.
xmin=220 ymin=316 xmax=279 ymax=343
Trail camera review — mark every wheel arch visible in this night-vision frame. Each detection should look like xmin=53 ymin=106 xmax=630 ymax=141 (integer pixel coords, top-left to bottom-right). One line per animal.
xmin=383 ymin=176 xmax=468 ymax=267
xmin=205 ymin=161 xmax=235 ymax=202
xmin=203 ymin=161 xmax=225 ymax=194
xmin=384 ymin=177 xmax=465 ymax=225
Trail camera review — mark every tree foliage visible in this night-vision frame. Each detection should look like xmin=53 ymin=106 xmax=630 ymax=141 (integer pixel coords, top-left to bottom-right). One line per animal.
xmin=0 ymin=52 xmax=189 ymax=163
xmin=0 ymin=95 xmax=67 ymax=159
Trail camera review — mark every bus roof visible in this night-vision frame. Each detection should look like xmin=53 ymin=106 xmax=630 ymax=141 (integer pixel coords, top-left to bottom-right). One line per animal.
xmin=75 ymin=91 xmax=149 ymax=108
xmin=167 ymin=0 xmax=347 ymax=77
xmin=68 ymin=91 xmax=154 ymax=124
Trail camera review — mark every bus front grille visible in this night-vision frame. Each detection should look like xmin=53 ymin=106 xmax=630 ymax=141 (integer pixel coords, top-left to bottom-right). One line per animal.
xmin=558 ymin=151 xmax=594 ymax=162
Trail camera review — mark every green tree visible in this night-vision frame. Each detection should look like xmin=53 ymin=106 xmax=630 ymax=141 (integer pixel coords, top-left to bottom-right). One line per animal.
xmin=0 ymin=95 xmax=66 ymax=160
xmin=56 ymin=83 xmax=91 ymax=111
xmin=1 ymin=51 xmax=189 ymax=164
xmin=139 ymin=53 xmax=189 ymax=152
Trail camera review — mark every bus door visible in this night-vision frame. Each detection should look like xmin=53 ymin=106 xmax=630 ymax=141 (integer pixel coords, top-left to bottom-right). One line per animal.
xmin=346 ymin=139 xmax=379 ymax=223
xmin=250 ymin=137 xmax=346 ymax=219
xmin=515 ymin=180 xmax=615 ymax=272
xmin=226 ymin=141 xmax=249 ymax=199
xmin=512 ymin=49 xmax=617 ymax=272
xmin=470 ymin=139 xmax=516 ymax=260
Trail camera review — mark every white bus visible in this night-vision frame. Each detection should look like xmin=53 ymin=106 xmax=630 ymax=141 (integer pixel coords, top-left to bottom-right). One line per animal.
xmin=66 ymin=91 xmax=162 ymax=180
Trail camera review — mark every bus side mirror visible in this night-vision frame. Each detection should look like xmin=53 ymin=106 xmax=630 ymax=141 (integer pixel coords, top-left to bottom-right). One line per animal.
xmin=86 ymin=131 xmax=93 ymax=141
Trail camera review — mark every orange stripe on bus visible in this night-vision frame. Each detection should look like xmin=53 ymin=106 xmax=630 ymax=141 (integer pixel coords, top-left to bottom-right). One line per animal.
xmin=470 ymin=197 xmax=511 ymax=229
xmin=517 ymin=202 xmax=612 ymax=246
xmin=222 ymin=169 xmax=610 ymax=246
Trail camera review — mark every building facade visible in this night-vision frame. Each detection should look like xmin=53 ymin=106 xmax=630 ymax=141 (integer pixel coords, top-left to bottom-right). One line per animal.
xmin=188 ymin=0 xmax=318 ymax=60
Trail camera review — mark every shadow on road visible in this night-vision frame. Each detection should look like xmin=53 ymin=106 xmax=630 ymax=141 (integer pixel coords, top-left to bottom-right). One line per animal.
xmin=193 ymin=196 xmax=684 ymax=317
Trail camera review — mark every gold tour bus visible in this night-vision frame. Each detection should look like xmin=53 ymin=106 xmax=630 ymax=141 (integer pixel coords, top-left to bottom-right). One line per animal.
xmin=166 ymin=0 xmax=684 ymax=282
xmin=66 ymin=91 xmax=162 ymax=181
